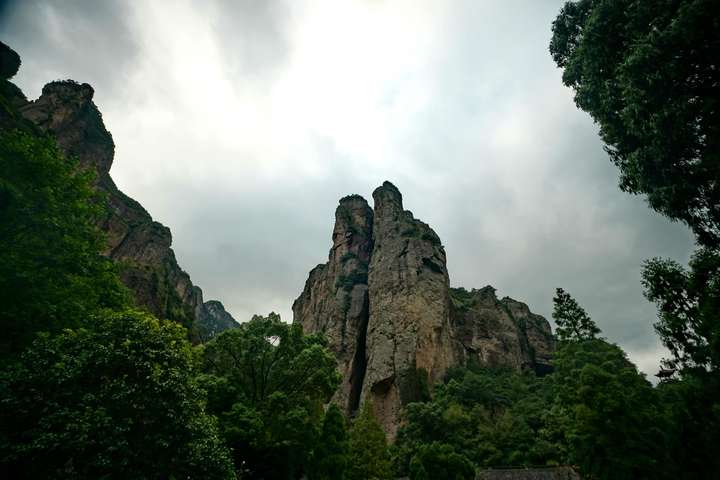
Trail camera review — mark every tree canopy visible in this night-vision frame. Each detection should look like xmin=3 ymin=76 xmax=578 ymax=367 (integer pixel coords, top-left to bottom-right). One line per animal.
xmin=0 ymin=129 xmax=129 ymax=358
xmin=0 ymin=309 xmax=234 ymax=479
xmin=346 ymin=401 xmax=392 ymax=480
xmin=550 ymin=0 xmax=720 ymax=247
xmin=552 ymin=288 xmax=600 ymax=342
xmin=200 ymin=313 xmax=340 ymax=479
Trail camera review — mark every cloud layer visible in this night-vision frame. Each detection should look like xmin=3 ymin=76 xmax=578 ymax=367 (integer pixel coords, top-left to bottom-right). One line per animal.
xmin=1 ymin=0 xmax=695 ymax=376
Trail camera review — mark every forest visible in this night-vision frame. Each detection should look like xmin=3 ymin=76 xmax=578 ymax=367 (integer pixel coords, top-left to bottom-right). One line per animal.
xmin=1 ymin=1 xmax=718 ymax=479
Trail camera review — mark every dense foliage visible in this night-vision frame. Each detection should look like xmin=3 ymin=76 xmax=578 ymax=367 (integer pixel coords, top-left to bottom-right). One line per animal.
xmin=346 ymin=401 xmax=392 ymax=480
xmin=395 ymin=289 xmax=717 ymax=480
xmin=0 ymin=310 xmax=234 ymax=479
xmin=550 ymin=0 xmax=720 ymax=247
xmin=309 ymin=404 xmax=349 ymax=480
xmin=395 ymin=368 xmax=560 ymax=477
xmin=642 ymin=249 xmax=720 ymax=372
xmin=0 ymin=130 xmax=128 ymax=358
xmin=551 ymin=2 xmax=720 ymax=477
xmin=200 ymin=313 xmax=340 ymax=479
xmin=553 ymin=339 xmax=665 ymax=479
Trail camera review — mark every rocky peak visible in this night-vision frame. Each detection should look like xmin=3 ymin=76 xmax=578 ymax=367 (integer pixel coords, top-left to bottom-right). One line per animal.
xmin=19 ymin=80 xmax=114 ymax=176
xmin=372 ymin=181 xmax=404 ymax=220
xmin=196 ymin=300 xmax=240 ymax=342
xmin=332 ymin=194 xmax=373 ymax=263
xmin=294 ymin=182 xmax=555 ymax=438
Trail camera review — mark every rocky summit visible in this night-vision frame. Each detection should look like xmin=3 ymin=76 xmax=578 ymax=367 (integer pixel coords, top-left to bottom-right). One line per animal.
xmin=2 ymin=40 xmax=237 ymax=341
xmin=294 ymin=182 xmax=554 ymax=436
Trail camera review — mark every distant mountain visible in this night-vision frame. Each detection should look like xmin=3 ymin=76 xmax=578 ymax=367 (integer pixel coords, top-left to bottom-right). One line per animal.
xmin=293 ymin=181 xmax=554 ymax=437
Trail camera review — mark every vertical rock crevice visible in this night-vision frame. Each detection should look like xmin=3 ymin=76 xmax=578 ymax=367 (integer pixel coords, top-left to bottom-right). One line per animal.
xmin=347 ymin=290 xmax=369 ymax=415
xmin=292 ymin=194 xmax=374 ymax=413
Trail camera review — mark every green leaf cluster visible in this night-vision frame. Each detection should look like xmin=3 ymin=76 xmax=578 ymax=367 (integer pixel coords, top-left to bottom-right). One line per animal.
xmin=200 ymin=313 xmax=341 ymax=479
xmin=0 ymin=129 xmax=130 ymax=357
xmin=346 ymin=401 xmax=392 ymax=480
xmin=0 ymin=310 xmax=234 ymax=479
xmin=395 ymin=367 xmax=562 ymax=476
xmin=550 ymin=0 xmax=720 ymax=247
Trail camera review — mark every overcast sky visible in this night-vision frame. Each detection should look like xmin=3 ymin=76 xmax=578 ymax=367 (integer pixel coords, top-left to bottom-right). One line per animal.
xmin=1 ymin=0 xmax=695 ymax=377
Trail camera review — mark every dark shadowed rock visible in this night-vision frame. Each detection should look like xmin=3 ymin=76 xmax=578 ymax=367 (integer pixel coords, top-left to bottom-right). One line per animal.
xmin=0 ymin=41 xmax=20 ymax=79
xmin=195 ymin=300 xmax=239 ymax=342
xmin=0 ymin=43 xmax=27 ymax=129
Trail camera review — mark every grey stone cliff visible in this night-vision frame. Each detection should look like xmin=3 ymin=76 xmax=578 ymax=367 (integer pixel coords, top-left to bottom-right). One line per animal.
xmin=294 ymin=182 xmax=555 ymax=436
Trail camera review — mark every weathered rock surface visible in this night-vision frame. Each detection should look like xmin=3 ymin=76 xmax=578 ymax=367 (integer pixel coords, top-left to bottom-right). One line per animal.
xmin=450 ymin=287 xmax=554 ymax=375
xmin=2 ymin=44 xmax=237 ymax=338
xmin=294 ymin=182 xmax=554 ymax=436
xmin=293 ymin=194 xmax=373 ymax=413
xmin=196 ymin=300 xmax=240 ymax=342
xmin=362 ymin=182 xmax=456 ymax=437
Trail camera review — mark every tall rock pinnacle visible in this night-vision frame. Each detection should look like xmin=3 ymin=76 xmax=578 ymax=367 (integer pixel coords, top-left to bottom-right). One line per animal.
xmin=363 ymin=181 xmax=456 ymax=437
xmin=294 ymin=182 xmax=555 ymax=437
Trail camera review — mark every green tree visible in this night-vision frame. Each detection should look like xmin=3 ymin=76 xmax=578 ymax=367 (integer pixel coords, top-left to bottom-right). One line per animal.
xmin=0 ymin=129 xmax=129 ymax=358
xmin=346 ymin=401 xmax=392 ymax=480
xmin=200 ymin=313 xmax=340 ymax=479
xmin=552 ymin=288 xmax=600 ymax=341
xmin=642 ymin=249 xmax=720 ymax=372
xmin=655 ymin=372 xmax=720 ymax=478
xmin=0 ymin=309 xmax=234 ymax=479
xmin=395 ymin=367 xmax=563 ymax=474
xmin=309 ymin=404 xmax=349 ymax=480
xmin=550 ymin=0 xmax=720 ymax=247
xmin=642 ymin=250 xmax=720 ymax=479
xmin=408 ymin=442 xmax=475 ymax=480
xmin=553 ymin=338 xmax=666 ymax=480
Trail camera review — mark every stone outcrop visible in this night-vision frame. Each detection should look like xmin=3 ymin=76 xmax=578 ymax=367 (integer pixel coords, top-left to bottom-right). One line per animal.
xmin=450 ymin=286 xmax=554 ymax=375
xmin=293 ymin=194 xmax=373 ymax=413
xmin=196 ymin=300 xmax=241 ymax=342
xmin=2 ymin=42 xmax=237 ymax=338
xmin=363 ymin=182 xmax=456 ymax=436
xmin=294 ymin=182 xmax=554 ymax=436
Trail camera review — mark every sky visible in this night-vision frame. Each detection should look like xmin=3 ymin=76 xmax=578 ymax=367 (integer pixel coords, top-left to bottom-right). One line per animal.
xmin=1 ymin=0 xmax=696 ymax=377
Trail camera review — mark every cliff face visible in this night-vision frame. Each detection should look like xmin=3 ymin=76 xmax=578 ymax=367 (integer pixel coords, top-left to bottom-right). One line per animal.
xmin=363 ymin=183 xmax=456 ymax=436
xmin=294 ymin=182 xmax=555 ymax=436
xmin=3 ymin=42 xmax=236 ymax=338
xmin=450 ymin=286 xmax=554 ymax=375
xmin=293 ymin=194 xmax=373 ymax=413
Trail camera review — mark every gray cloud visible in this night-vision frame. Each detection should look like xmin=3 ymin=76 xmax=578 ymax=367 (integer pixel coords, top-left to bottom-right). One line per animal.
xmin=0 ymin=0 xmax=695 ymax=377
xmin=0 ymin=0 xmax=138 ymax=99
